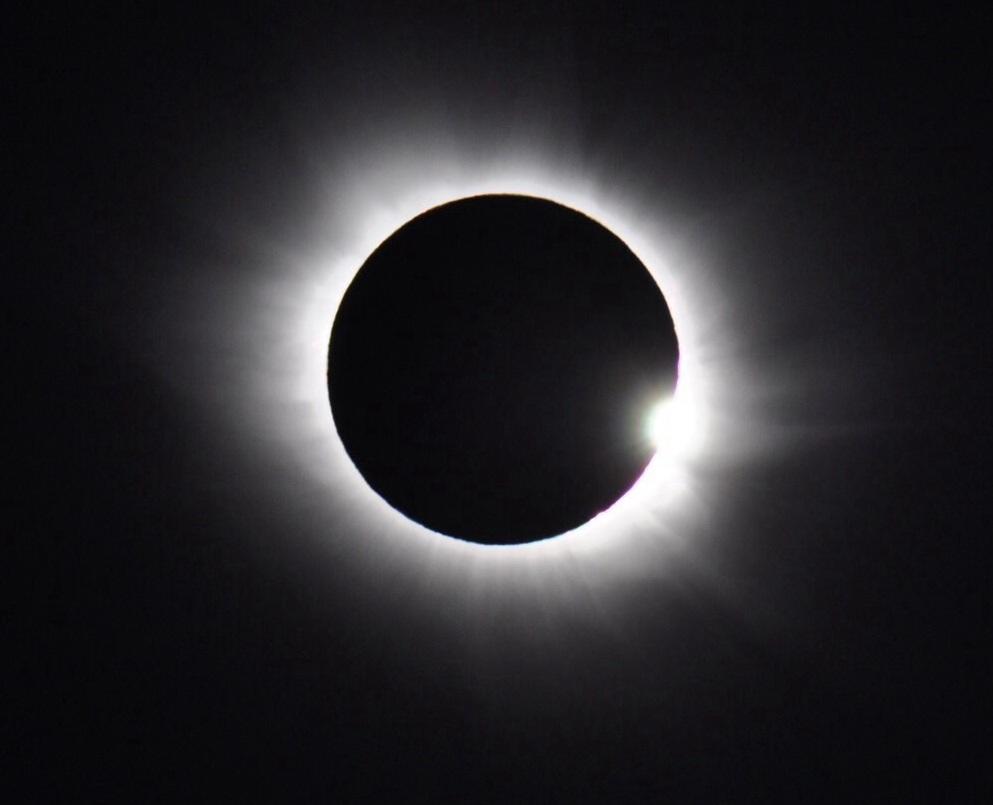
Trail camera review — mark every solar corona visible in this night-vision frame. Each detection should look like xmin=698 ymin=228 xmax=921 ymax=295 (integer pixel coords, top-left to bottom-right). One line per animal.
xmin=196 ymin=140 xmax=736 ymax=605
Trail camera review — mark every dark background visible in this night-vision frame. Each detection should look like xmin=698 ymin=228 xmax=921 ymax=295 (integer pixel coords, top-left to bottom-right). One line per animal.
xmin=11 ymin=4 xmax=990 ymax=801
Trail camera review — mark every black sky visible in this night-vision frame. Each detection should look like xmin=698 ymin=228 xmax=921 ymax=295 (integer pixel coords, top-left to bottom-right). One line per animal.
xmin=11 ymin=4 xmax=990 ymax=801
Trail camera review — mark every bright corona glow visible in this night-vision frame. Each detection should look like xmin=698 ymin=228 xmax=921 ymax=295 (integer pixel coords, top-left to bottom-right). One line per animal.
xmin=294 ymin=174 xmax=711 ymax=559
xmin=162 ymin=123 xmax=786 ymax=614
xmin=647 ymin=398 xmax=677 ymax=449
xmin=646 ymin=396 xmax=702 ymax=459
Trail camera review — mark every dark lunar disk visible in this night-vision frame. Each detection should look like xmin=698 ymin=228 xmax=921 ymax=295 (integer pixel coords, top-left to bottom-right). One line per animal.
xmin=328 ymin=195 xmax=678 ymax=545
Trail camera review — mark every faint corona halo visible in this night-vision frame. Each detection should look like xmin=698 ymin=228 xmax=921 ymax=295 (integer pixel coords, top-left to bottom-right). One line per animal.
xmin=327 ymin=194 xmax=679 ymax=545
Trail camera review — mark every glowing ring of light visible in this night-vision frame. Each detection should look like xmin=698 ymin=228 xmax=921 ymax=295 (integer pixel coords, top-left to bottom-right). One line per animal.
xmin=203 ymin=142 xmax=740 ymax=600
xmin=299 ymin=182 xmax=706 ymax=547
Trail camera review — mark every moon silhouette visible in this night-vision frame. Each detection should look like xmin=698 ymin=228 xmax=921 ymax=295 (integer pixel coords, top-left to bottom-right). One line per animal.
xmin=328 ymin=194 xmax=678 ymax=544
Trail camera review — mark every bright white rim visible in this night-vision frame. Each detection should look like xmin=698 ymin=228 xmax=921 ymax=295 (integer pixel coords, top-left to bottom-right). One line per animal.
xmin=165 ymin=134 xmax=773 ymax=611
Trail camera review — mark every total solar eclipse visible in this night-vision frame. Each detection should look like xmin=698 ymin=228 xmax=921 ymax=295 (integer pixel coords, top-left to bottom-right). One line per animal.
xmin=328 ymin=194 xmax=679 ymax=545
